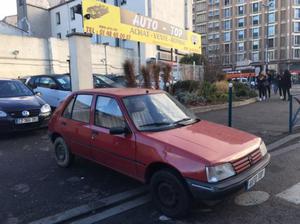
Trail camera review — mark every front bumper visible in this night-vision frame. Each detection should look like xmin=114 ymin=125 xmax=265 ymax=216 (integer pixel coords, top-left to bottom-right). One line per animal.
xmin=185 ymin=153 xmax=271 ymax=200
xmin=0 ymin=115 xmax=51 ymax=133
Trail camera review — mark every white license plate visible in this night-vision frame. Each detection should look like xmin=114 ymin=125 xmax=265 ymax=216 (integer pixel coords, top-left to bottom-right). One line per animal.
xmin=246 ymin=169 xmax=265 ymax=190
xmin=15 ymin=116 xmax=39 ymax=124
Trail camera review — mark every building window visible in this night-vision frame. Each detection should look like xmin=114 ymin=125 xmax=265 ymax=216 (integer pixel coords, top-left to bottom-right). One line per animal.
xmin=294 ymin=49 xmax=300 ymax=58
xmin=268 ymin=38 xmax=275 ymax=48
xmin=295 ymin=0 xmax=300 ymax=5
xmin=224 ymin=0 xmax=231 ymax=6
xmin=252 ymin=52 xmax=259 ymax=62
xmin=224 ymin=8 xmax=231 ymax=18
xmin=224 ymin=43 xmax=231 ymax=53
xmin=253 ymin=40 xmax=259 ymax=50
xmin=237 ymin=53 xmax=245 ymax=62
xmin=237 ymin=42 xmax=244 ymax=52
xmin=237 ymin=30 xmax=245 ymax=40
xmin=252 ymin=28 xmax=259 ymax=39
xmin=294 ymin=35 xmax=300 ymax=45
xmin=252 ymin=15 xmax=260 ymax=26
xmin=57 ymin=33 xmax=62 ymax=39
xmin=268 ymin=13 xmax=275 ymax=23
xmin=237 ymin=18 xmax=245 ymax=28
xmin=70 ymin=7 xmax=76 ymax=20
xmin=295 ymin=9 xmax=300 ymax=19
xmin=18 ymin=0 xmax=24 ymax=6
xmin=237 ymin=6 xmax=244 ymax=16
xmin=224 ymin=20 xmax=231 ymax=30
xmin=252 ymin=3 xmax=260 ymax=13
xmin=71 ymin=28 xmax=76 ymax=33
xmin=56 ymin=12 xmax=61 ymax=25
xmin=294 ymin=22 xmax=300 ymax=32
xmin=268 ymin=25 xmax=275 ymax=36
xmin=224 ymin=32 xmax=231 ymax=42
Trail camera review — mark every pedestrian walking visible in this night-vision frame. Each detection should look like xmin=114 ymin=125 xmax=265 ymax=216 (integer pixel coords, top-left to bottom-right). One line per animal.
xmin=278 ymin=73 xmax=284 ymax=99
xmin=257 ymin=72 xmax=267 ymax=101
xmin=264 ymin=71 xmax=272 ymax=98
xmin=273 ymin=73 xmax=279 ymax=95
xmin=282 ymin=70 xmax=292 ymax=101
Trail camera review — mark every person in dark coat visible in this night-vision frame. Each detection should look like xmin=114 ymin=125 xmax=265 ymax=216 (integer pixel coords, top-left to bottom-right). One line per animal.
xmin=278 ymin=73 xmax=284 ymax=99
xmin=257 ymin=72 xmax=267 ymax=101
xmin=282 ymin=70 xmax=292 ymax=100
xmin=273 ymin=73 xmax=279 ymax=95
xmin=265 ymin=71 xmax=272 ymax=98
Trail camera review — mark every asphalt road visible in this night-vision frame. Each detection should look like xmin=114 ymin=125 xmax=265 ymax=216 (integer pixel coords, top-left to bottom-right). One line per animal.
xmin=99 ymin=143 xmax=300 ymax=224
xmin=0 ymin=129 xmax=141 ymax=223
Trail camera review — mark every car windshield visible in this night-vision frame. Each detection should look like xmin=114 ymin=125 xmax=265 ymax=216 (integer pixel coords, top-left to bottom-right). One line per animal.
xmin=123 ymin=93 xmax=198 ymax=131
xmin=0 ymin=80 xmax=34 ymax=98
xmin=55 ymin=75 xmax=71 ymax=90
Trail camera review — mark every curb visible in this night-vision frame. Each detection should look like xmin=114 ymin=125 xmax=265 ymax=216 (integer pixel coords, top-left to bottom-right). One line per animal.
xmin=190 ymin=98 xmax=257 ymax=114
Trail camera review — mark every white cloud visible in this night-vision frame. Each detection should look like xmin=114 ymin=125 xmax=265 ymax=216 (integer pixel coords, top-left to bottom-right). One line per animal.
xmin=0 ymin=1 xmax=17 ymax=20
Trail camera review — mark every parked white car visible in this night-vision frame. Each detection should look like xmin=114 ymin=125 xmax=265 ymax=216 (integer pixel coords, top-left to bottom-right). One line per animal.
xmin=21 ymin=74 xmax=71 ymax=109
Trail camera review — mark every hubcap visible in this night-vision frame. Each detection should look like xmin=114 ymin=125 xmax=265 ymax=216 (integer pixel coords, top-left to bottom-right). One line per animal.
xmin=56 ymin=144 xmax=66 ymax=161
xmin=157 ymin=182 xmax=178 ymax=208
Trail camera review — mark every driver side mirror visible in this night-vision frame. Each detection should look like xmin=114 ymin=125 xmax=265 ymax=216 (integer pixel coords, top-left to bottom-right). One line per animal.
xmin=109 ymin=126 xmax=131 ymax=135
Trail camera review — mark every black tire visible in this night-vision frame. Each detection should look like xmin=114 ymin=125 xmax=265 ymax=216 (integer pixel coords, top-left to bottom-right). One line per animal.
xmin=54 ymin=137 xmax=74 ymax=168
xmin=150 ymin=169 xmax=191 ymax=218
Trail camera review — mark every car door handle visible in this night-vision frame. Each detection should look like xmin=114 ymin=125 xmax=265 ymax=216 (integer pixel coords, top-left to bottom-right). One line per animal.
xmin=91 ymin=130 xmax=99 ymax=140
xmin=61 ymin=121 xmax=67 ymax=126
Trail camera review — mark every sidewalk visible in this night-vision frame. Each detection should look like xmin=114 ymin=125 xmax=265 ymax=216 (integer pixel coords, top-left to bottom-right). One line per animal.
xmin=197 ymin=85 xmax=300 ymax=144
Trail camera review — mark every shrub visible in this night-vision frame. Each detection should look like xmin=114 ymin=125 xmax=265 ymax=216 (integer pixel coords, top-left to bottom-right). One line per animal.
xmin=123 ymin=60 xmax=137 ymax=87
xmin=173 ymin=80 xmax=201 ymax=94
xmin=198 ymin=81 xmax=217 ymax=103
xmin=176 ymin=91 xmax=206 ymax=106
xmin=215 ymin=81 xmax=229 ymax=94
xmin=233 ymin=82 xmax=258 ymax=98
xmin=141 ymin=65 xmax=151 ymax=88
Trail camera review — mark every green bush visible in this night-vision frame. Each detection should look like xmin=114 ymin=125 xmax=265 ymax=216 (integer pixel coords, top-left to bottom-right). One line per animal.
xmin=173 ymin=80 xmax=201 ymax=94
xmin=176 ymin=91 xmax=206 ymax=105
xmin=233 ymin=82 xmax=257 ymax=98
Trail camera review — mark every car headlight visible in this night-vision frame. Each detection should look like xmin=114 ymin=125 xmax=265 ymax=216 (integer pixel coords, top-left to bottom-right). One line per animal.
xmin=40 ymin=104 xmax=51 ymax=115
xmin=260 ymin=141 xmax=268 ymax=157
xmin=206 ymin=163 xmax=236 ymax=183
xmin=0 ymin=110 xmax=7 ymax=118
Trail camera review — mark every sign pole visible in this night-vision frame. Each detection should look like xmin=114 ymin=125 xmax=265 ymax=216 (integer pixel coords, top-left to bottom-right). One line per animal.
xmin=137 ymin=41 xmax=141 ymax=75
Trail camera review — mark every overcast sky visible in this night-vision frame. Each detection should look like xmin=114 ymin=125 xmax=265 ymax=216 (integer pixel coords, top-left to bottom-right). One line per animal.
xmin=0 ymin=1 xmax=17 ymax=20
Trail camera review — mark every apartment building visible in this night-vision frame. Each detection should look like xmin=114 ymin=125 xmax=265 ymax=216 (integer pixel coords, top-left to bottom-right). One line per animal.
xmin=193 ymin=0 xmax=300 ymax=73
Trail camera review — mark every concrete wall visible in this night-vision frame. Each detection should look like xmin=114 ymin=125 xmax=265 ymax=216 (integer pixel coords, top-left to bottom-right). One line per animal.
xmin=0 ymin=34 xmax=135 ymax=78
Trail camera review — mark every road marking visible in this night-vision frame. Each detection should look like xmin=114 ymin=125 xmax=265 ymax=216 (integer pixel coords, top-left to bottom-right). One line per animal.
xmin=235 ymin=191 xmax=270 ymax=206
xmin=267 ymin=133 xmax=300 ymax=151
xmin=269 ymin=143 xmax=300 ymax=157
xmin=29 ymin=187 xmax=147 ymax=224
xmin=276 ymin=182 xmax=300 ymax=205
xmin=71 ymin=195 xmax=151 ymax=224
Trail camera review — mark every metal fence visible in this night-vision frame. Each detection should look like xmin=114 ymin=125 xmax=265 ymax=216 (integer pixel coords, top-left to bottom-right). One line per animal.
xmin=172 ymin=64 xmax=204 ymax=82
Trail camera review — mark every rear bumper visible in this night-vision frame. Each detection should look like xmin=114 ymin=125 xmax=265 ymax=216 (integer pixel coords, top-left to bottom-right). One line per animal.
xmin=0 ymin=116 xmax=50 ymax=133
xmin=185 ymin=153 xmax=271 ymax=200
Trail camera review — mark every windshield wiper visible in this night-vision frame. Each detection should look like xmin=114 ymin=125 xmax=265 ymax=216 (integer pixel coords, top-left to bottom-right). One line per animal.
xmin=174 ymin=117 xmax=200 ymax=125
xmin=139 ymin=122 xmax=172 ymax=127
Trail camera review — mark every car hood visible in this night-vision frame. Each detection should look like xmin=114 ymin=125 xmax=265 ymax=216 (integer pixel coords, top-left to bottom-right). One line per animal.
xmin=0 ymin=96 xmax=45 ymax=112
xmin=143 ymin=120 xmax=261 ymax=164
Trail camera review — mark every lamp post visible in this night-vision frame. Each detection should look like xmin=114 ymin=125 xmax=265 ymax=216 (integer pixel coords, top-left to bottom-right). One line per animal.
xmin=102 ymin=42 xmax=109 ymax=75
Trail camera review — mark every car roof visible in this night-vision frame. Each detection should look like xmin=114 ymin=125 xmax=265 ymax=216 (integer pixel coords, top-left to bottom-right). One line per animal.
xmin=0 ymin=77 xmax=17 ymax=81
xmin=77 ymin=88 xmax=165 ymax=97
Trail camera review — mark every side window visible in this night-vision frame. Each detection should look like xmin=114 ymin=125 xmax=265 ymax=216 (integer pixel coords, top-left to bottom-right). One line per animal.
xmin=39 ymin=77 xmax=56 ymax=88
xmin=62 ymin=97 xmax=75 ymax=119
xmin=71 ymin=95 xmax=93 ymax=123
xmin=95 ymin=96 xmax=125 ymax=129
xmin=28 ymin=77 xmax=36 ymax=89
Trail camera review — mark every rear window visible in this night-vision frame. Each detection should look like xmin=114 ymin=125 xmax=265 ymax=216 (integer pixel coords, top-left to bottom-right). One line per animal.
xmin=69 ymin=95 xmax=93 ymax=123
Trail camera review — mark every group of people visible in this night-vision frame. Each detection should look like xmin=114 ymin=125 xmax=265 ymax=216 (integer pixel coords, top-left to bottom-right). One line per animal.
xmin=257 ymin=70 xmax=292 ymax=101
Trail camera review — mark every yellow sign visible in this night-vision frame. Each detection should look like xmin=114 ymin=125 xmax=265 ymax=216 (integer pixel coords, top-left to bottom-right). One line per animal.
xmin=82 ymin=0 xmax=202 ymax=54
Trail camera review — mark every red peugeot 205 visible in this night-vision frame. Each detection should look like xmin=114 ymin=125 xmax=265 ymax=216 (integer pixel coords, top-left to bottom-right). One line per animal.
xmin=48 ymin=88 xmax=270 ymax=217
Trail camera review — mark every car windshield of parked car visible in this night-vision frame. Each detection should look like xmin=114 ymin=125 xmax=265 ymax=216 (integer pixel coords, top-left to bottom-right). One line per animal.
xmin=0 ymin=80 xmax=34 ymax=98
xmin=55 ymin=75 xmax=71 ymax=91
xmin=123 ymin=93 xmax=197 ymax=131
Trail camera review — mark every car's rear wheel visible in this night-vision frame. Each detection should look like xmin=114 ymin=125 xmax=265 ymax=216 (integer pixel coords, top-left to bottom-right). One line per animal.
xmin=150 ymin=169 xmax=191 ymax=218
xmin=54 ymin=137 xmax=74 ymax=168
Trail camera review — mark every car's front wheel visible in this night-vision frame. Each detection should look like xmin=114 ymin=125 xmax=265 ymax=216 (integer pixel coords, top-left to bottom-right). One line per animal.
xmin=150 ymin=169 xmax=191 ymax=218
xmin=54 ymin=137 xmax=74 ymax=168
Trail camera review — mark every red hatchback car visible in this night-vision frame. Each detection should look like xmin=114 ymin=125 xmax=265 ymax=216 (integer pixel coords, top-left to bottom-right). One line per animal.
xmin=48 ymin=88 xmax=270 ymax=217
